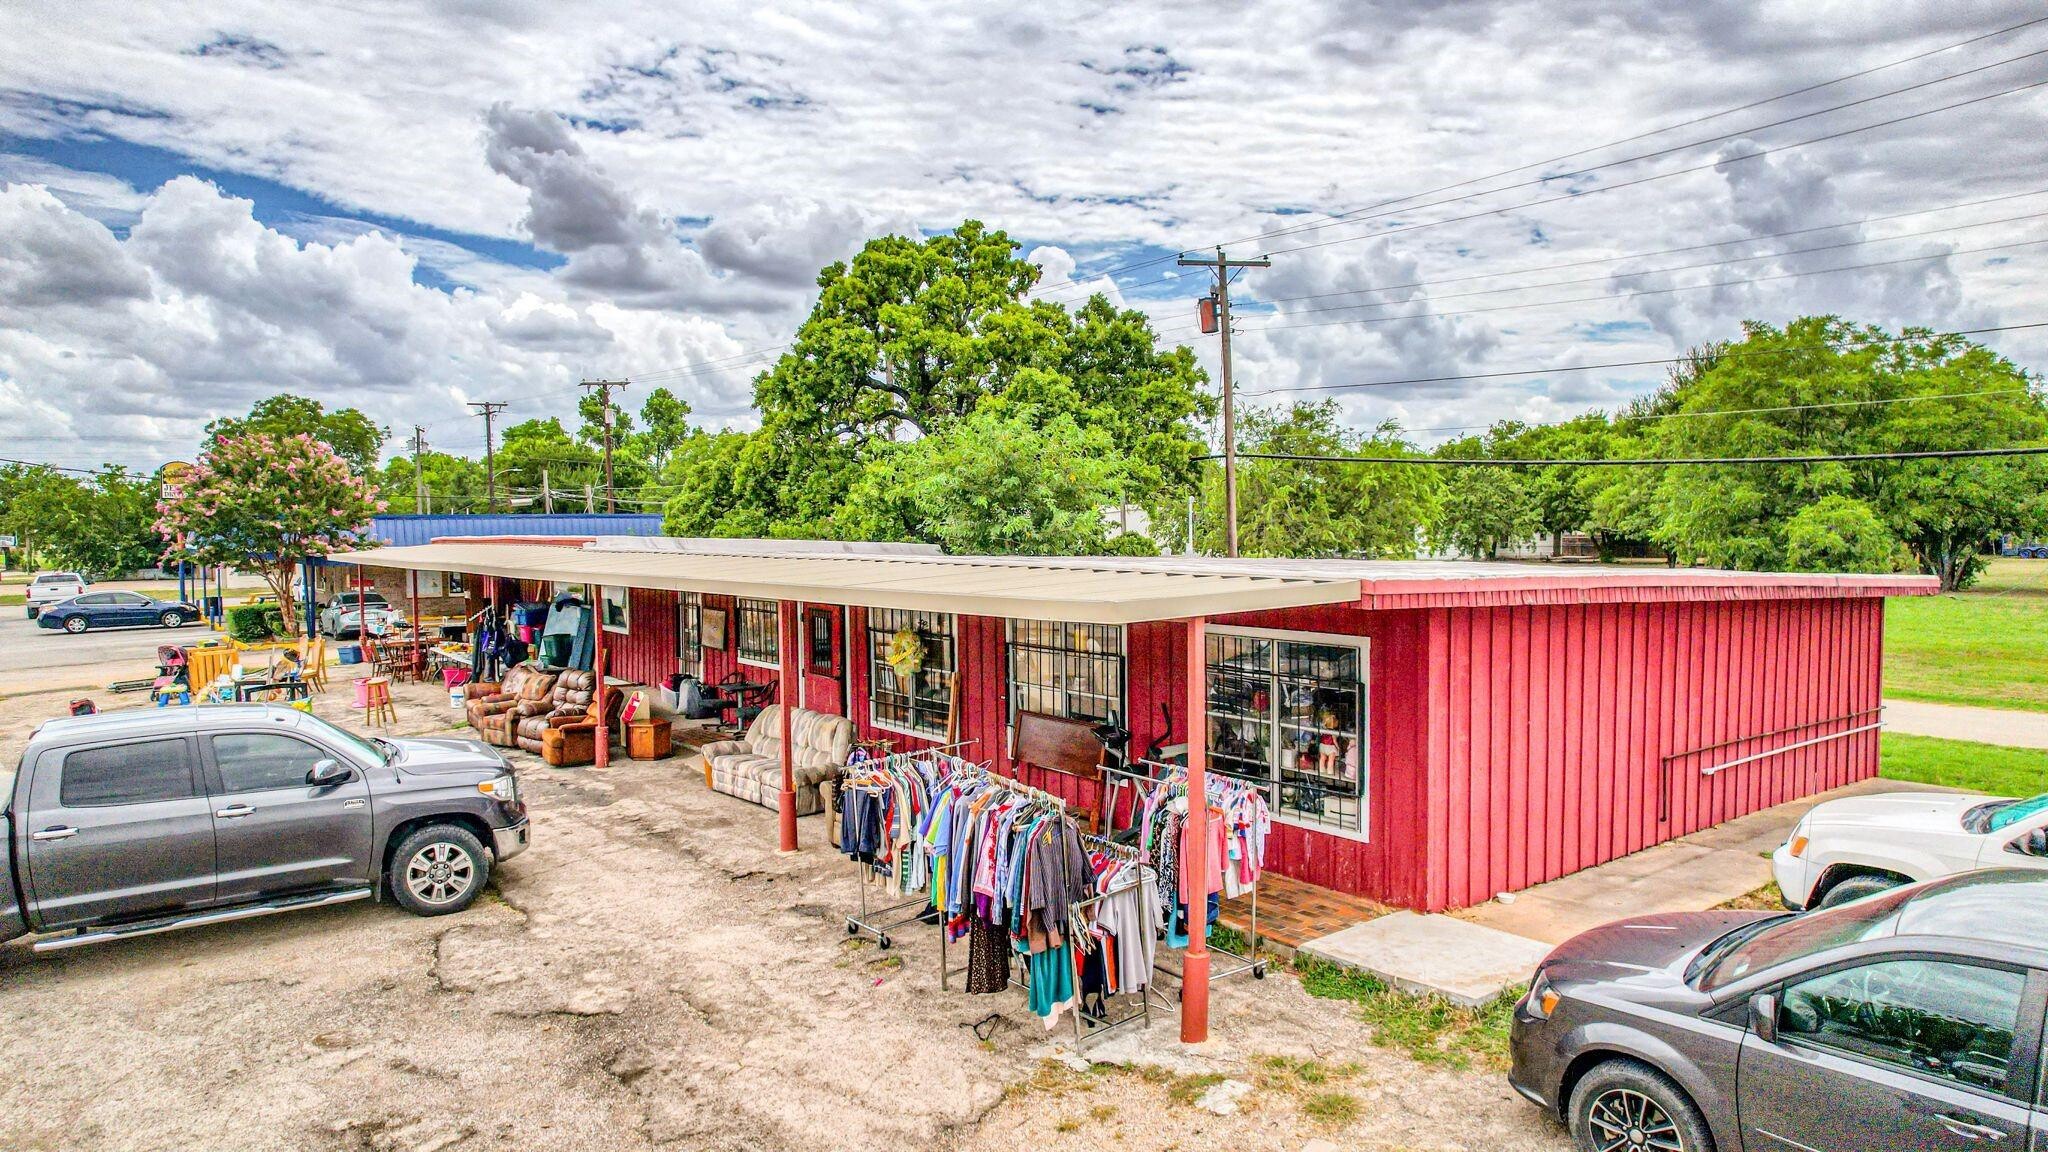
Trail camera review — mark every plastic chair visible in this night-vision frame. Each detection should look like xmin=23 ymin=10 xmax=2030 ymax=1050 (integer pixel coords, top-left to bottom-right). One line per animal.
xmin=364 ymin=677 xmax=396 ymax=728
xmin=303 ymin=637 xmax=330 ymax=693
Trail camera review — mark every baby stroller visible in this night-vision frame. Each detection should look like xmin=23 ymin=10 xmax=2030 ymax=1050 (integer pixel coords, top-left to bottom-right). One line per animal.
xmin=151 ymin=645 xmax=191 ymax=706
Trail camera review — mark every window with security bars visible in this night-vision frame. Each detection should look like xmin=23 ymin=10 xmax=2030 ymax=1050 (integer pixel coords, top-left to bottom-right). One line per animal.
xmin=676 ymin=592 xmax=702 ymax=678
xmin=1007 ymin=620 xmax=1124 ymax=731
xmin=737 ymin=598 xmax=779 ymax=666
xmin=1205 ymin=630 xmax=1368 ymax=836
xmin=867 ymin=608 xmax=954 ymax=737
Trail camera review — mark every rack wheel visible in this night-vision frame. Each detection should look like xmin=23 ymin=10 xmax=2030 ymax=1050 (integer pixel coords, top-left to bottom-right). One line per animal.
xmin=878 ymin=934 xmax=893 ymax=950
xmin=846 ymin=920 xmax=858 ymax=935
xmin=1253 ymin=963 xmax=1268 ymax=980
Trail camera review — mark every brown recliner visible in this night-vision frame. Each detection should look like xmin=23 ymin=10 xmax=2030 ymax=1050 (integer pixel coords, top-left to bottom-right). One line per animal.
xmin=538 ymin=685 xmax=628 ymax=767
xmin=514 ymin=669 xmax=596 ymax=754
xmin=465 ymin=662 xmax=561 ymax=747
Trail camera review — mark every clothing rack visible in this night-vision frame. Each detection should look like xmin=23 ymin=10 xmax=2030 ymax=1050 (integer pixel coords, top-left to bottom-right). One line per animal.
xmin=936 ymin=767 xmax=1071 ymax=992
xmin=1065 ymin=831 xmax=1168 ymax=1046
xmin=840 ymin=740 xmax=978 ymax=948
xmin=1106 ymin=759 xmax=1270 ymax=987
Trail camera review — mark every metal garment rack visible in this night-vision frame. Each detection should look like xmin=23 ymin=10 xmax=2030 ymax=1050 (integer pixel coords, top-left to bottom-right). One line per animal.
xmin=937 ymin=768 xmax=1069 ymax=991
xmin=1066 ymin=831 xmax=1173 ymax=1046
xmin=1103 ymin=759 xmax=1269 ymax=988
xmin=841 ymin=741 xmax=978 ymax=949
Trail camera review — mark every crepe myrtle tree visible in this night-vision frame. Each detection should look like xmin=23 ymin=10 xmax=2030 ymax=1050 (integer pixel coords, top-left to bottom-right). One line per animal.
xmin=155 ymin=432 xmax=382 ymax=633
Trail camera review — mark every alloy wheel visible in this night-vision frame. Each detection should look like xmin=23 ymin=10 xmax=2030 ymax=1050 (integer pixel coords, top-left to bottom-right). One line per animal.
xmin=404 ymin=843 xmax=476 ymax=906
xmin=1587 ymin=1088 xmax=1684 ymax=1152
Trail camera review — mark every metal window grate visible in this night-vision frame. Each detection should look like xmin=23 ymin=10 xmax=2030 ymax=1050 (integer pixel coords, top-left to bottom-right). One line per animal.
xmin=1204 ymin=632 xmax=1368 ymax=834
xmin=867 ymin=608 xmax=954 ymax=736
xmin=677 ymin=592 xmax=702 ymax=678
xmin=1007 ymin=620 xmax=1125 ymax=729
xmin=737 ymin=598 xmax=779 ymax=664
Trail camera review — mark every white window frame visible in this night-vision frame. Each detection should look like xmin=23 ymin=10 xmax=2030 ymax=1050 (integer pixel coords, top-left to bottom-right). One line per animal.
xmin=866 ymin=608 xmax=955 ymax=740
xmin=598 ymin=585 xmax=631 ymax=635
xmin=1205 ymin=623 xmax=1371 ymax=843
xmin=736 ymin=597 xmax=780 ymax=669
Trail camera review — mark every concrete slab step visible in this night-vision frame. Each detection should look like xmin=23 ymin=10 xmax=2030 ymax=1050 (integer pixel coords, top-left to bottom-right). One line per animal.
xmin=1296 ymin=911 xmax=1552 ymax=1008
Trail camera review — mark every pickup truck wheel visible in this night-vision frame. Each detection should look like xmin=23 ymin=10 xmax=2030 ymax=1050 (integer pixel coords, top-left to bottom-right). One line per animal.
xmin=389 ymin=824 xmax=490 ymax=916
xmin=62 ymin=615 xmax=88 ymax=634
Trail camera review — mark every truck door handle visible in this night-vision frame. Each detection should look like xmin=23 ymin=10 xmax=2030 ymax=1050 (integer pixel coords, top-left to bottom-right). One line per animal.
xmin=214 ymin=804 xmax=256 ymax=818
xmin=1937 ymin=1115 xmax=2007 ymax=1142
xmin=30 ymin=826 xmax=77 ymax=841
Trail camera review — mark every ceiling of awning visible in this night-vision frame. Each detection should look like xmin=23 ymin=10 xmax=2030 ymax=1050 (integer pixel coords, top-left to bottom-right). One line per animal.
xmin=326 ymin=542 xmax=1364 ymax=625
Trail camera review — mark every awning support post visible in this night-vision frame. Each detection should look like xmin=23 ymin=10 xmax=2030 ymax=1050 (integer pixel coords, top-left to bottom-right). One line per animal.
xmin=1182 ymin=615 xmax=1211 ymax=1045
xmin=777 ymin=599 xmax=799 ymax=852
xmin=593 ymin=587 xmax=609 ymax=769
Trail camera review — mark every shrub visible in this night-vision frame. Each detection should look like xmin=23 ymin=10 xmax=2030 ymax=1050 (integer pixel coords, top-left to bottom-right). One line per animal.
xmin=222 ymin=604 xmax=277 ymax=642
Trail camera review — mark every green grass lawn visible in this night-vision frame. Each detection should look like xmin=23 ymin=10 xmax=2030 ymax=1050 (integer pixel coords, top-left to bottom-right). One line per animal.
xmin=1884 ymin=557 xmax=2048 ymax=712
xmin=1880 ymin=731 xmax=2048 ymax=797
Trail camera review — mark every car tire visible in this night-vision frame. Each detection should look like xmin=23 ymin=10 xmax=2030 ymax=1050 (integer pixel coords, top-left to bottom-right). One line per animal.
xmin=160 ymin=610 xmax=186 ymax=628
xmin=61 ymin=615 xmax=88 ymax=634
xmin=1569 ymin=1059 xmax=1715 ymax=1152
xmin=1814 ymin=873 xmax=1901 ymax=908
xmin=388 ymin=824 xmax=491 ymax=917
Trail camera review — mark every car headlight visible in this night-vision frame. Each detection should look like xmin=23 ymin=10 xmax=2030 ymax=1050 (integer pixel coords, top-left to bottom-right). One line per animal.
xmin=478 ymin=774 xmax=518 ymax=803
xmin=1527 ymin=972 xmax=1561 ymax=1019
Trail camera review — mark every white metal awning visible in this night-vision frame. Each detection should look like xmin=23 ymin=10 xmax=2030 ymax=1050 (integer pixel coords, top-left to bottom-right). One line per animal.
xmin=326 ymin=541 xmax=1363 ymax=625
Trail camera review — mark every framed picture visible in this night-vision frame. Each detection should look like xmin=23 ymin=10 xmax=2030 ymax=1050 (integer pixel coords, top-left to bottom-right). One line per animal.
xmin=805 ymin=607 xmax=838 ymax=677
xmin=701 ymin=607 xmax=728 ymax=651
xmin=599 ymin=585 xmax=630 ymax=634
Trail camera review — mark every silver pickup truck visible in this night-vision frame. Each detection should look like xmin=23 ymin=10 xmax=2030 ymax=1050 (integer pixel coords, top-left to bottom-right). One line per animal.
xmin=0 ymin=705 xmax=528 ymax=953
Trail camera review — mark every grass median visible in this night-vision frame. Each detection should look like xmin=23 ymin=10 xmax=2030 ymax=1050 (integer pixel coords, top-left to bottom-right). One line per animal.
xmin=1885 ymin=557 xmax=2048 ymax=712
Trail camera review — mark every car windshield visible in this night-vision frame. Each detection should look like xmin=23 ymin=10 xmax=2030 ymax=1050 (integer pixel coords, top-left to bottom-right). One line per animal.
xmin=1989 ymin=793 xmax=2048 ymax=832
xmin=302 ymin=713 xmax=390 ymax=766
xmin=1698 ymin=885 xmax=1915 ymax=990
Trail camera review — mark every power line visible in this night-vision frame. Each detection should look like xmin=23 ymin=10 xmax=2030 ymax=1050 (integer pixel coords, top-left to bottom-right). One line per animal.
xmin=1395 ymin=386 xmax=2037 ymax=437
xmin=1224 ymin=236 xmax=2048 ymax=336
xmin=1216 ymin=445 xmax=2048 ymax=467
xmin=1241 ymin=321 xmax=2048 ymax=399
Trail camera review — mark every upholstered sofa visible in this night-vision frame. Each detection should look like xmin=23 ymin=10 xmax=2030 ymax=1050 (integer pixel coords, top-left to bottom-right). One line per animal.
xmin=700 ymin=705 xmax=853 ymax=816
xmin=535 ymin=680 xmax=628 ymax=768
xmin=466 ymin=662 xmax=561 ymax=747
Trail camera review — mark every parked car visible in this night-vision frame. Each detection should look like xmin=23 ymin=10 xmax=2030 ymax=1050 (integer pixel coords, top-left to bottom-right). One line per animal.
xmin=23 ymin=571 xmax=87 ymax=619
xmin=1509 ymin=870 xmax=2048 ymax=1152
xmin=0 ymin=705 xmax=528 ymax=955
xmin=34 ymin=591 xmax=201 ymax=633
xmin=317 ymin=591 xmax=408 ymax=639
xmin=1771 ymin=790 xmax=2048 ymax=909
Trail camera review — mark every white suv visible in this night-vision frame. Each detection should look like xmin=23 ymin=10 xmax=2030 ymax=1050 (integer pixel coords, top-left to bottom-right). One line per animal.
xmin=1772 ymin=790 xmax=2048 ymax=909
xmin=24 ymin=572 xmax=86 ymax=619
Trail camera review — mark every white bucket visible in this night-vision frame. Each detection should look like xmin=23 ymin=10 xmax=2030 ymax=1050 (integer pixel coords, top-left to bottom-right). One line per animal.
xmin=449 ymin=688 xmax=464 ymax=710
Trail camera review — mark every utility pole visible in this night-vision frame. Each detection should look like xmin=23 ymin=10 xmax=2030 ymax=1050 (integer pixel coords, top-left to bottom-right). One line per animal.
xmin=468 ymin=401 xmax=507 ymax=513
xmin=541 ymin=469 xmax=553 ymax=514
xmin=410 ymin=425 xmax=429 ymax=514
xmin=580 ymin=379 xmax=627 ymax=513
xmin=1177 ymin=247 xmax=1270 ymax=558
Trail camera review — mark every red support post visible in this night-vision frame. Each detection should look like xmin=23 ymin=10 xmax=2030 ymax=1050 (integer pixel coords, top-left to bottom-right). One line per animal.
xmin=593 ymin=587 xmax=609 ymax=769
xmin=1182 ymin=615 xmax=1210 ymax=1044
xmin=408 ymin=570 xmax=422 ymax=683
xmin=776 ymin=600 xmax=799 ymax=852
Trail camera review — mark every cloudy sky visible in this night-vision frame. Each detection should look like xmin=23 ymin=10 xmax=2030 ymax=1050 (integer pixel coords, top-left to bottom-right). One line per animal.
xmin=3 ymin=1 xmax=2046 ymax=473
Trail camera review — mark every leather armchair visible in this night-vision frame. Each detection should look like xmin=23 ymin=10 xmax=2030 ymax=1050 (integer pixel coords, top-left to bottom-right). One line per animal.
xmin=540 ymin=684 xmax=627 ymax=767
xmin=465 ymin=663 xmax=560 ymax=747
xmin=515 ymin=669 xmax=597 ymax=754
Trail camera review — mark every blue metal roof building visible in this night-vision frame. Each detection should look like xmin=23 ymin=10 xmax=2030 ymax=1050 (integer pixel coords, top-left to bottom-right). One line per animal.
xmin=365 ymin=513 xmax=664 ymax=547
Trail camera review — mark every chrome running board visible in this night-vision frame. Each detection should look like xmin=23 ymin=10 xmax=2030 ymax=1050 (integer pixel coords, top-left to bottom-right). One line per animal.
xmin=33 ymin=887 xmax=374 ymax=952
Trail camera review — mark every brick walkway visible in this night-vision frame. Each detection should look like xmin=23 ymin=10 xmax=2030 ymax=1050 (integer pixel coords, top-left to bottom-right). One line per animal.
xmin=1219 ymin=872 xmax=1391 ymax=953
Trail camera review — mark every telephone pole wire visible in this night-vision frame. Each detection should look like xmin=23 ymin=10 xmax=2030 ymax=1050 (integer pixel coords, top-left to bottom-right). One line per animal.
xmin=581 ymin=379 xmax=628 ymax=513
xmin=1177 ymin=247 xmax=1270 ymax=557
xmin=410 ymin=426 xmax=429 ymax=514
xmin=468 ymin=401 xmax=507 ymax=513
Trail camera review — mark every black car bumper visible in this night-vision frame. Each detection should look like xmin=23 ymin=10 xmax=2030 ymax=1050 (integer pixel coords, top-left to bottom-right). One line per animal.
xmin=1507 ymin=991 xmax=1565 ymax=1116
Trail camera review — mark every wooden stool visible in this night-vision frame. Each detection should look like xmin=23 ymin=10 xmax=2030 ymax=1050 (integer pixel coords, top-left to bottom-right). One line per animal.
xmin=364 ymin=677 xmax=396 ymax=728
xmin=626 ymin=716 xmax=673 ymax=761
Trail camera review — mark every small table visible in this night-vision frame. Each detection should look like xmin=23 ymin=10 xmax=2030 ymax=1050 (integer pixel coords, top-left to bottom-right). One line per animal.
xmin=626 ymin=717 xmax=673 ymax=761
xmin=233 ymin=678 xmax=311 ymax=704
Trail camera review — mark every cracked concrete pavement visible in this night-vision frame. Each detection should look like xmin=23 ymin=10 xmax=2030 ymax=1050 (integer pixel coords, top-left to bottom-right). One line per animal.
xmin=0 ymin=674 xmax=1566 ymax=1151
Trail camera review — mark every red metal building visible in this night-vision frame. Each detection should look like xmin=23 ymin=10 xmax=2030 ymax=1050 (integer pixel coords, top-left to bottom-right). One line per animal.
xmin=346 ymin=539 xmax=1932 ymax=913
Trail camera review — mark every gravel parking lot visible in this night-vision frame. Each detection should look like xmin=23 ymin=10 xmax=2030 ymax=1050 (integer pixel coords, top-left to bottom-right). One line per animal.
xmin=0 ymin=674 xmax=1566 ymax=1152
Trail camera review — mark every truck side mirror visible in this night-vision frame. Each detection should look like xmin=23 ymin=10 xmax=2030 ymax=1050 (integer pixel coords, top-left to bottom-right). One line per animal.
xmin=1749 ymin=992 xmax=1779 ymax=1044
xmin=307 ymin=759 xmax=352 ymax=787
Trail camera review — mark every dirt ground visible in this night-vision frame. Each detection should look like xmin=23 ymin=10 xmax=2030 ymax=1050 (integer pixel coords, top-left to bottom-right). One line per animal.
xmin=0 ymin=669 xmax=1567 ymax=1152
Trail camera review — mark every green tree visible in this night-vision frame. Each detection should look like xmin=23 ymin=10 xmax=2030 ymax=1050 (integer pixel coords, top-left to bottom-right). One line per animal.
xmin=0 ymin=464 xmax=83 ymax=564
xmin=1183 ymin=402 xmax=1437 ymax=557
xmin=1783 ymin=494 xmax=1903 ymax=572
xmin=206 ymin=394 xmax=387 ymax=474
xmin=1432 ymin=465 xmax=1539 ymax=559
xmin=495 ymin=418 xmax=600 ymax=509
xmin=155 ymin=432 xmax=382 ymax=631
xmin=376 ymin=451 xmax=491 ymax=514
xmin=632 ymin=387 xmax=695 ymax=475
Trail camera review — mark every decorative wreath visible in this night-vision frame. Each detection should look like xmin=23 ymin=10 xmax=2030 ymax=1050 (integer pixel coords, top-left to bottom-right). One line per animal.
xmin=885 ymin=628 xmax=926 ymax=678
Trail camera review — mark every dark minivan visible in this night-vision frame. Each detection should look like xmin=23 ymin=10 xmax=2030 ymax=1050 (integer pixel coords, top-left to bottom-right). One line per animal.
xmin=1510 ymin=870 xmax=2048 ymax=1152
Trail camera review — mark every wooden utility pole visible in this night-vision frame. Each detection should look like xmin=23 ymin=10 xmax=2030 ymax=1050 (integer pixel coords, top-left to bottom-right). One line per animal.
xmin=410 ymin=426 xmax=429 ymax=514
xmin=580 ymin=379 xmax=627 ymax=513
xmin=541 ymin=469 xmax=553 ymax=514
xmin=468 ymin=401 xmax=506 ymax=513
xmin=1177 ymin=248 xmax=1269 ymax=558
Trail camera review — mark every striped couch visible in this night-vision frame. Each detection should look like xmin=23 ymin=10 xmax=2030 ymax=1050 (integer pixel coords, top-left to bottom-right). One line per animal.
xmin=700 ymin=705 xmax=854 ymax=815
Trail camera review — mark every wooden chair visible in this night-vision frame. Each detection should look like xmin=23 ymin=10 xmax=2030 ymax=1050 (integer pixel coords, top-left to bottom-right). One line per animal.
xmin=302 ymin=637 xmax=330 ymax=693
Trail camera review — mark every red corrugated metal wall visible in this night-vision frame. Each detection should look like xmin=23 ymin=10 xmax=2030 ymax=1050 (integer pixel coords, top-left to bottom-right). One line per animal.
xmin=1421 ymin=596 xmax=1884 ymax=911
xmin=605 ymin=587 xmax=677 ymax=689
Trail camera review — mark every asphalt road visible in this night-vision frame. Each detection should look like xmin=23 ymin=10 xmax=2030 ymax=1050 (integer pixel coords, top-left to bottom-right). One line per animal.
xmin=0 ymin=610 xmax=226 ymax=696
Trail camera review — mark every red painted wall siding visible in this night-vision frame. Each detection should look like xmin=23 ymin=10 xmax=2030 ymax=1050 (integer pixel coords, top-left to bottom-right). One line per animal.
xmin=799 ymin=606 xmax=848 ymax=717
xmin=1420 ymin=597 xmax=1884 ymax=911
xmin=606 ymin=588 xmax=678 ymax=689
